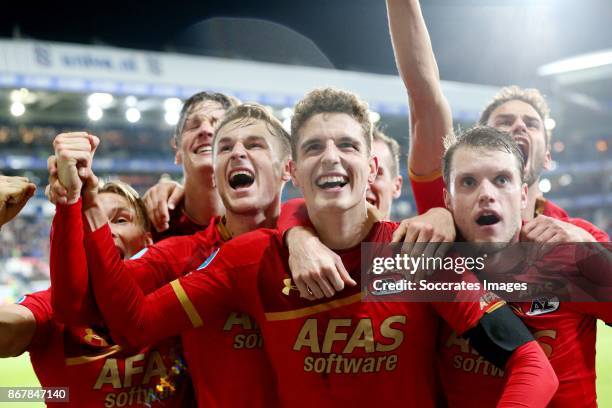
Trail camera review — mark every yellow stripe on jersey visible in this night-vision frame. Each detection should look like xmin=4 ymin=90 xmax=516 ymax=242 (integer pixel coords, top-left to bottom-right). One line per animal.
xmin=171 ymin=279 xmax=204 ymax=328
xmin=65 ymin=345 xmax=122 ymax=366
xmin=485 ymin=300 xmax=507 ymax=314
xmin=265 ymin=293 xmax=362 ymax=321
xmin=217 ymin=216 xmax=232 ymax=241
xmin=409 ymin=167 xmax=443 ymax=183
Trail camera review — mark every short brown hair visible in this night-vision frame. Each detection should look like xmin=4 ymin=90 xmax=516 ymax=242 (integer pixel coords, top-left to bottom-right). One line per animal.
xmin=290 ymin=88 xmax=373 ymax=160
xmin=478 ymin=86 xmax=551 ymax=144
xmin=214 ymin=103 xmax=291 ymax=160
xmin=373 ymin=127 xmax=401 ymax=178
xmin=174 ymin=92 xmax=240 ymax=143
xmin=99 ymin=180 xmax=150 ymax=232
xmin=442 ymin=126 xmax=525 ymax=186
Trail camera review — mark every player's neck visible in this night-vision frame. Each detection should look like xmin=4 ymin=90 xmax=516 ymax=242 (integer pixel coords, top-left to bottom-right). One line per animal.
xmin=183 ymin=173 xmax=225 ymax=226
xmin=310 ymin=202 xmax=375 ymax=250
xmin=521 ymin=182 xmax=540 ymax=221
xmin=225 ymin=198 xmax=280 ymax=237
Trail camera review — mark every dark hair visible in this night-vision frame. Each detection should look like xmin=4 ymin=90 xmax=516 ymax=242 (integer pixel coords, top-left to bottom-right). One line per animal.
xmin=442 ymin=126 xmax=525 ymax=185
xmin=373 ymin=127 xmax=401 ymax=178
xmin=478 ymin=86 xmax=551 ymax=144
xmin=290 ymin=87 xmax=372 ymax=160
xmin=214 ymin=103 xmax=291 ymax=160
xmin=173 ymin=92 xmax=240 ymax=144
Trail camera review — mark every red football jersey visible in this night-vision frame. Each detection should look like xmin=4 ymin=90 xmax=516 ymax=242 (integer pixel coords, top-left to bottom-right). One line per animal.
xmin=56 ymin=198 xmax=311 ymax=407
xmin=412 ymin=175 xmax=611 ymax=407
xmin=87 ymin=221 xmax=502 ymax=408
xmin=537 ymin=197 xmax=569 ymax=219
xmin=82 ymin=217 xmax=275 ymax=407
xmin=18 ymin=289 xmax=194 ymax=408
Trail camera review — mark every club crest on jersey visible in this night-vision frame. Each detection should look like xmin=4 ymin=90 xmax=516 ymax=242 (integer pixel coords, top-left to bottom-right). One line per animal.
xmin=526 ymin=296 xmax=559 ymax=316
xmin=82 ymin=328 xmax=110 ymax=347
xmin=282 ymin=276 xmax=299 ymax=296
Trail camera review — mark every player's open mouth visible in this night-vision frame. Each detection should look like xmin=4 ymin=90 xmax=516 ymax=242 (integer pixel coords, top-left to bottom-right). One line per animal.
xmin=316 ymin=175 xmax=349 ymax=190
xmin=193 ymin=145 xmax=212 ymax=155
xmin=475 ymin=211 xmax=501 ymax=226
xmin=516 ymin=140 xmax=529 ymax=163
xmin=229 ymin=169 xmax=255 ymax=190
xmin=366 ymin=191 xmax=377 ymax=207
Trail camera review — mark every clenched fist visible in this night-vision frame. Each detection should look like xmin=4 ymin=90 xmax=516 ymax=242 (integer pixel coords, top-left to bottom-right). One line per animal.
xmin=52 ymin=132 xmax=99 ymax=204
xmin=0 ymin=175 xmax=36 ymax=228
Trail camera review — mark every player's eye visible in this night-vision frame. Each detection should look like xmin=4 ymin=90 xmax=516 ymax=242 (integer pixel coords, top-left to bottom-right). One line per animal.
xmin=246 ymin=142 xmax=265 ymax=150
xmin=304 ymin=143 xmax=322 ymax=153
xmin=461 ymin=177 xmax=476 ymax=188
xmin=495 ymin=175 xmax=510 ymax=185
xmin=338 ymin=141 xmax=358 ymax=151
xmin=219 ymin=144 xmax=232 ymax=152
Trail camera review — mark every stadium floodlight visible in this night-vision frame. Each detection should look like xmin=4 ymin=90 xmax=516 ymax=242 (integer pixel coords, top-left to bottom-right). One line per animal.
xmin=282 ymin=118 xmax=291 ymax=132
xmin=281 ymin=107 xmax=293 ymax=119
xmin=596 ymin=140 xmax=608 ymax=152
xmin=164 ymin=110 xmax=180 ymax=126
xmin=10 ymin=101 xmax=25 ymax=117
xmin=553 ymin=141 xmax=565 ymax=153
xmin=125 ymin=95 xmax=138 ymax=107
xmin=87 ymin=106 xmax=103 ymax=121
xmin=164 ymin=97 xmax=183 ymax=112
xmin=544 ymin=118 xmax=556 ymax=131
xmin=126 ymin=107 xmax=141 ymax=123
xmin=10 ymin=88 xmax=30 ymax=103
xmin=558 ymin=174 xmax=572 ymax=187
xmin=87 ymin=93 xmax=114 ymax=108
xmin=369 ymin=111 xmax=381 ymax=124
xmin=538 ymin=49 xmax=612 ymax=76
xmin=538 ymin=178 xmax=552 ymax=193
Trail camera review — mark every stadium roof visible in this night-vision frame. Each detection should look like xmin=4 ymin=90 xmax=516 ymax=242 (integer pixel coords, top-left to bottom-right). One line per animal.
xmin=3 ymin=0 xmax=612 ymax=88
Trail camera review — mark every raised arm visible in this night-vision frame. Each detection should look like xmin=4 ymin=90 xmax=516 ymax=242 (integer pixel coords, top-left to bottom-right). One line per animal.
xmin=49 ymin=132 xmax=101 ymax=324
xmin=83 ymin=217 xmax=241 ymax=349
xmin=386 ymin=0 xmax=453 ymax=176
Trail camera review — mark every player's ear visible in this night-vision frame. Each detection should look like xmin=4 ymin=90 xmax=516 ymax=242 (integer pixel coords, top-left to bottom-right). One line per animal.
xmin=392 ymin=175 xmax=403 ymax=199
xmin=289 ymin=159 xmax=299 ymax=187
xmin=368 ymin=155 xmax=379 ymax=185
xmin=520 ymin=183 xmax=528 ymax=209
xmin=171 ymin=137 xmax=182 ymax=165
xmin=542 ymin=148 xmax=552 ymax=171
xmin=279 ymin=157 xmax=292 ymax=182
xmin=443 ymin=187 xmax=452 ymax=210
xmin=143 ymin=231 xmax=153 ymax=247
